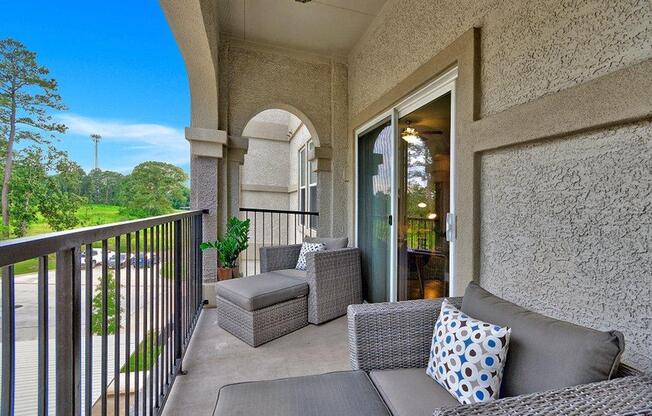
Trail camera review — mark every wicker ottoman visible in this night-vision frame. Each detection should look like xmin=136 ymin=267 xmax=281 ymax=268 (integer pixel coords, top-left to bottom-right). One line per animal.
xmin=215 ymin=273 xmax=309 ymax=347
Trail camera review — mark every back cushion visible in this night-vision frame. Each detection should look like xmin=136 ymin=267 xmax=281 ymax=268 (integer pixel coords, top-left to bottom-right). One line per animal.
xmin=304 ymin=237 xmax=348 ymax=250
xmin=461 ymin=282 xmax=624 ymax=397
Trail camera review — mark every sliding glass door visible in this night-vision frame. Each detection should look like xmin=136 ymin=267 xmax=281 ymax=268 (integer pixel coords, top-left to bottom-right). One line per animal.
xmin=397 ymin=92 xmax=452 ymax=300
xmin=357 ymin=120 xmax=393 ymax=303
xmin=356 ymin=67 xmax=458 ymax=303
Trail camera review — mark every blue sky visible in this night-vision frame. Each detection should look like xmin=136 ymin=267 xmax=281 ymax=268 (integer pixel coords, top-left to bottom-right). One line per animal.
xmin=1 ymin=1 xmax=190 ymax=173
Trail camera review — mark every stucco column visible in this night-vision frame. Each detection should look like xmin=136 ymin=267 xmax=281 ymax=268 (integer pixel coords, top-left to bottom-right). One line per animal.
xmin=226 ymin=136 xmax=249 ymax=220
xmin=309 ymin=145 xmax=333 ymax=237
xmin=187 ymin=127 xmax=227 ymax=288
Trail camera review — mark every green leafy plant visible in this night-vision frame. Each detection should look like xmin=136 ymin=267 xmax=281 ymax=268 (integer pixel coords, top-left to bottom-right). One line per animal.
xmin=200 ymin=217 xmax=250 ymax=269
xmin=91 ymin=271 xmax=122 ymax=335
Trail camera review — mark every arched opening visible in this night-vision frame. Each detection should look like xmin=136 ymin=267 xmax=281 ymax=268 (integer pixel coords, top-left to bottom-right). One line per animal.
xmin=239 ymin=107 xmax=321 ymax=275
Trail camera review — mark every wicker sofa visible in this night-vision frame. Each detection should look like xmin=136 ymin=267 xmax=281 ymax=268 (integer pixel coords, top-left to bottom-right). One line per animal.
xmin=215 ymin=239 xmax=362 ymax=346
xmin=214 ymin=283 xmax=651 ymax=415
xmin=259 ymin=241 xmax=362 ymax=324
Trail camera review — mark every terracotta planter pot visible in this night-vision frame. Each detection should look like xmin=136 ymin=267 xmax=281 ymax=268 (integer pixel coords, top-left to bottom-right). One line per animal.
xmin=217 ymin=267 xmax=233 ymax=281
xmin=232 ymin=266 xmax=240 ymax=278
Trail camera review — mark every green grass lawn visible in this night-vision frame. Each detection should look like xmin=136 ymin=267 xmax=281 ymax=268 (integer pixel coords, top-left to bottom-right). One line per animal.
xmin=13 ymin=204 xmax=141 ymax=275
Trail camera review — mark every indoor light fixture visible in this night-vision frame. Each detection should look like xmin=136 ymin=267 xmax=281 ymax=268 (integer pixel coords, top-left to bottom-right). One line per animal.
xmin=401 ymin=123 xmax=420 ymax=144
xmin=417 ymin=202 xmax=427 ymax=208
xmin=428 ymin=213 xmax=437 ymax=220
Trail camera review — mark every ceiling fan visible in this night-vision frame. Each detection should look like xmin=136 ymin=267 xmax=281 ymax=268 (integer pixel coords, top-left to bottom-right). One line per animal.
xmin=401 ymin=121 xmax=443 ymax=143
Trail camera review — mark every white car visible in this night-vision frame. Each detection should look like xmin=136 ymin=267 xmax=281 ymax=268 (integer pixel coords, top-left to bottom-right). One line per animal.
xmin=81 ymin=249 xmax=105 ymax=268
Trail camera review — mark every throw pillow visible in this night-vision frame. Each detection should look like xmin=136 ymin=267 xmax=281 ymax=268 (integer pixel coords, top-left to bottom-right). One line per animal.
xmin=426 ymin=299 xmax=511 ymax=404
xmin=295 ymin=242 xmax=326 ymax=270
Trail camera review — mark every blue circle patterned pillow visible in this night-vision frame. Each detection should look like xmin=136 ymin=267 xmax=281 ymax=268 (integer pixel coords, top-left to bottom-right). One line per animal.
xmin=426 ymin=299 xmax=511 ymax=404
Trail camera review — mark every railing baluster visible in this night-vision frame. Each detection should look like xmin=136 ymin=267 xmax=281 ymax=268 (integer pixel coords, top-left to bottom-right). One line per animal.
xmin=134 ymin=230 xmax=140 ymax=416
xmin=55 ymin=248 xmax=82 ymax=416
xmin=164 ymin=222 xmax=170 ymax=388
xmin=142 ymin=229 xmax=148 ymax=415
xmin=155 ymin=225 xmax=161 ymax=410
xmin=100 ymin=240 xmax=108 ymax=416
xmin=38 ymin=256 xmax=48 ymax=415
xmin=1 ymin=265 xmax=15 ymax=416
xmin=254 ymin=212 xmax=257 ymax=274
xmin=125 ymin=234 xmax=132 ymax=416
xmin=114 ymin=236 xmax=121 ymax=416
xmin=149 ymin=227 xmax=155 ymax=414
xmin=174 ymin=220 xmax=182 ymax=374
xmin=84 ymin=244 xmax=93 ymax=416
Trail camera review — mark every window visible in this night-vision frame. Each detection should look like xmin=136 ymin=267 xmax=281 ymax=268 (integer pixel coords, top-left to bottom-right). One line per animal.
xmin=298 ymin=140 xmax=318 ymax=229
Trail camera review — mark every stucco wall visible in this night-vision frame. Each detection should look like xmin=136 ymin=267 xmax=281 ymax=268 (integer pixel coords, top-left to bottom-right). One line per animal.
xmin=479 ymin=120 xmax=652 ymax=371
xmin=349 ymin=0 xmax=651 ymax=117
xmin=347 ymin=0 xmax=651 ymax=371
xmin=220 ymin=39 xmax=350 ymax=238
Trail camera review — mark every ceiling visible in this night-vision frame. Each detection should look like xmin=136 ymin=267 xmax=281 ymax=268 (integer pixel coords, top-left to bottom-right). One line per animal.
xmin=217 ymin=0 xmax=388 ymax=56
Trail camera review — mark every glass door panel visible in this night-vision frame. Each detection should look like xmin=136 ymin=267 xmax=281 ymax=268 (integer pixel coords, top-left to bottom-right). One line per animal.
xmin=357 ymin=120 xmax=393 ymax=303
xmin=397 ymin=92 xmax=452 ymax=300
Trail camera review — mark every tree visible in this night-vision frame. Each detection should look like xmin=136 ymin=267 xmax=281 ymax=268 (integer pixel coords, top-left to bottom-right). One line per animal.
xmin=0 ymin=38 xmax=67 ymax=237
xmin=8 ymin=147 xmax=46 ymax=236
xmin=91 ymin=271 xmax=122 ymax=336
xmin=119 ymin=162 xmax=188 ymax=216
xmin=4 ymin=145 xmax=83 ymax=236
xmin=81 ymin=168 xmax=125 ymax=205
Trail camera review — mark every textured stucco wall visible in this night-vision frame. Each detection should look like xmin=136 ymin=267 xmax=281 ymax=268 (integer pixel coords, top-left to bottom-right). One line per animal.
xmin=348 ymin=0 xmax=651 ymax=117
xmin=220 ymin=39 xmax=350 ymax=238
xmin=242 ymin=138 xmax=290 ymax=188
xmin=222 ymin=41 xmax=333 ymax=145
xmin=480 ymin=120 xmax=652 ymax=371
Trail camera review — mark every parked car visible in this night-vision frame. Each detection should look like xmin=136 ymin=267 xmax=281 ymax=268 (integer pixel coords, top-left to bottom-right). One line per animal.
xmin=108 ymin=252 xmax=128 ymax=269
xmin=132 ymin=253 xmax=159 ymax=268
xmin=80 ymin=249 xmax=103 ymax=268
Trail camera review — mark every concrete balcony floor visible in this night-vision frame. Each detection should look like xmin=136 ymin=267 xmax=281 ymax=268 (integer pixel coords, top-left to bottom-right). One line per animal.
xmin=162 ymin=307 xmax=350 ymax=415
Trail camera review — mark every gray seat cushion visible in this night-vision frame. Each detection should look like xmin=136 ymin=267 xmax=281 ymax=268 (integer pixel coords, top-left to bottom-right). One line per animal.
xmin=369 ymin=368 xmax=459 ymax=416
xmin=215 ymin=273 xmax=308 ymax=312
xmin=270 ymin=268 xmax=308 ymax=280
xmin=305 ymin=236 xmax=348 ymax=250
xmin=461 ymin=282 xmax=625 ymax=397
xmin=214 ymin=370 xmax=391 ymax=416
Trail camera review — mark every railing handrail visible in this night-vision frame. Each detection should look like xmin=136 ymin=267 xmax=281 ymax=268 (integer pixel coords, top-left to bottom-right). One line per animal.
xmin=0 ymin=209 xmax=207 ymax=267
xmin=239 ymin=207 xmax=319 ymax=216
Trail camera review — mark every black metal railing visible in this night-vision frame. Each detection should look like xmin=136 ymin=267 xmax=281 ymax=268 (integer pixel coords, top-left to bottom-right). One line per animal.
xmin=0 ymin=210 xmax=205 ymax=415
xmin=407 ymin=217 xmax=438 ymax=251
xmin=239 ymin=208 xmax=318 ymax=277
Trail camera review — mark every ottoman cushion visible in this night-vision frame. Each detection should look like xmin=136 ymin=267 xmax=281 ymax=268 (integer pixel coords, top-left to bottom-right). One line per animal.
xmin=213 ymin=370 xmax=391 ymax=416
xmin=216 ymin=273 xmax=308 ymax=312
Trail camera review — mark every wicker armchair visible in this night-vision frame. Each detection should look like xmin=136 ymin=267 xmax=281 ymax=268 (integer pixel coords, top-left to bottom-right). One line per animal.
xmin=260 ymin=244 xmax=362 ymax=324
xmin=348 ymin=298 xmax=651 ymax=416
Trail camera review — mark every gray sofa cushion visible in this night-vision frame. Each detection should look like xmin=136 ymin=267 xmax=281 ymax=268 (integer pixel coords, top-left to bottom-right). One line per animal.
xmin=214 ymin=370 xmax=391 ymax=416
xmin=215 ymin=273 xmax=308 ymax=312
xmin=271 ymin=268 xmax=308 ymax=280
xmin=370 ymin=368 xmax=459 ymax=416
xmin=305 ymin=236 xmax=348 ymax=250
xmin=461 ymin=282 xmax=625 ymax=397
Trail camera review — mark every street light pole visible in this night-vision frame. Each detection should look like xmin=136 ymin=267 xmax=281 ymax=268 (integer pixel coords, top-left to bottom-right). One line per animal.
xmin=90 ymin=134 xmax=102 ymax=170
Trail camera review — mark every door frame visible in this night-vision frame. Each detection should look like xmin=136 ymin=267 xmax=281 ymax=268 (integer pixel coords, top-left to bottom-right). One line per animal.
xmin=355 ymin=66 xmax=458 ymax=302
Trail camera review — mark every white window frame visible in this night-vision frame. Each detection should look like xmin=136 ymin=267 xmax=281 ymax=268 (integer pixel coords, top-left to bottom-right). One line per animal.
xmin=298 ymin=139 xmax=318 ymax=229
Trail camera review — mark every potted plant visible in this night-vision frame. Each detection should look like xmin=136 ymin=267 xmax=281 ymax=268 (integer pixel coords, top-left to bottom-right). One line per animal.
xmin=200 ymin=217 xmax=250 ymax=280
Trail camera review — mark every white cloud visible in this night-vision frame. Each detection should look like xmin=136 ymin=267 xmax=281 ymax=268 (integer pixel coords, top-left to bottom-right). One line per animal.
xmin=58 ymin=113 xmax=189 ymax=172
